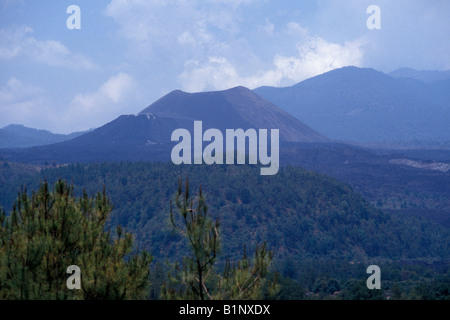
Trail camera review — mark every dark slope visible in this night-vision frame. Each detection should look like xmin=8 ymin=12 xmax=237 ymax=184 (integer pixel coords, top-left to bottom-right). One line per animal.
xmin=0 ymin=86 xmax=327 ymax=164
xmin=0 ymin=114 xmax=183 ymax=164
xmin=280 ymin=142 xmax=450 ymax=228
xmin=140 ymin=86 xmax=328 ymax=142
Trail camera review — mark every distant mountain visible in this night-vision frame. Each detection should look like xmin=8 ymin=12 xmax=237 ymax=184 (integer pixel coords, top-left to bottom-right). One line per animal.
xmin=0 ymin=86 xmax=327 ymax=164
xmin=389 ymin=68 xmax=450 ymax=83
xmin=0 ymin=124 xmax=87 ymax=149
xmin=254 ymin=66 xmax=450 ymax=143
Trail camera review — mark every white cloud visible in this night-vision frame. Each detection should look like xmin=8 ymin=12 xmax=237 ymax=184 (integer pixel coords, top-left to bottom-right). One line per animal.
xmin=1 ymin=0 xmax=24 ymax=9
xmin=178 ymin=36 xmax=364 ymax=91
xmin=177 ymin=31 xmax=197 ymax=47
xmin=271 ymin=37 xmax=364 ymax=84
xmin=0 ymin=26 xmax=95 ymax=69
xmin=105 ymin=0 xmax=364 ymax=92
xmin=178 ymin=57 xmax=241 ymax=92
xmin=104 ymin=0 xmax=249 ymax=58
xmin=285 ymin=22 xmax=308 ymax=38
xmin=61 ymin=73 xmax=136 ymax=132
xmin=0 ymin=77 xmax=50 ymax=129
xmin=0 ymin=73 xmax=138 ymax=133
xmin=258 ymin=19 xmax=274 ymax=37
xmin=0 ymin=77 xmax=40 ymax=103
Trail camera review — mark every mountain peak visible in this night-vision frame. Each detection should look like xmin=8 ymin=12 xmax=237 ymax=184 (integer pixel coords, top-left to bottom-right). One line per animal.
xmin=139 ymin=85 xmax=259 ymax=117
xmin=221 ymin=85 xmax=260 ymax=99
xmin=254 ymin=66 xmax=450 ymax=142
xmin=309 ymin=65 xmax=386 ymax=80
xmin=145 ymin=85 xmax=254 ymax=107
xmin=222 ymin=85 xmax=251 ymax=93
xmin=138 ymin=85 xmax=327 ymax=142
xmin=3 ymin=124 xmax=28 ymax=131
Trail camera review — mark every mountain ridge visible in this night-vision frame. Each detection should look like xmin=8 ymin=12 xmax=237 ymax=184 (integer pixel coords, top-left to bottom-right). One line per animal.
xmin=389 ymin=67 xmax=450 ymax=83
xmin=0 ymin=86 xmax=327 ymax=164
xmin=0 ymin=124 xmax=87 ymax=149
xmin=140 ymin=85 xmax=328 ymax=143
xmin=254 ymin=66 xmax=450 ymax=142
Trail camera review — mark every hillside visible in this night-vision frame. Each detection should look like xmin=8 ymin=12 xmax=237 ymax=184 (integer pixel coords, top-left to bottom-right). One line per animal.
xmin=0 ymin=124 xmax=86 ymax=149
xmin=0 ymin=86 xmax=327 ymax=164
xmin=254 ymin=66 xmax=450 ymax=142
xmin=280 ymin=142 xmax=450 ymax=228
xmin=141 ymin=86 xmax=328 ymax=142
xmin=1 ymin=161 xmax=448 ymax=263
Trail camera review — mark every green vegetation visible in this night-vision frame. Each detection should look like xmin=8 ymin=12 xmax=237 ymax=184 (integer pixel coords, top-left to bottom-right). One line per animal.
xmin=0 ymin=161 xmax=449 ymax=299
xmin=0 ymin=180 xmax=151 ymax=299
xmin=163 ymin=178 xmax=277 ymax=300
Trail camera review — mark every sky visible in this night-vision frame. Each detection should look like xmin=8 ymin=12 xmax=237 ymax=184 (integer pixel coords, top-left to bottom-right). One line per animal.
xmin=0 ymin=0 xmax=449 ymax=133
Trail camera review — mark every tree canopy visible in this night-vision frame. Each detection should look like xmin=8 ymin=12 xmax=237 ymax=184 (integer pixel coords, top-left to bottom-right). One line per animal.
xmin=0 ymin=180 xmax=152 ymax=300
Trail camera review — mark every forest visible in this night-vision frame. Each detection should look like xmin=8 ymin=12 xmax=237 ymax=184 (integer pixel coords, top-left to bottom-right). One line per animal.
xmin=0 ymin=160 xmax=449 ymax=299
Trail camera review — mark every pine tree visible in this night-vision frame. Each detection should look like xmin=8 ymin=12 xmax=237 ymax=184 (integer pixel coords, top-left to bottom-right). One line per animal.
xmin=162 ymin=178 xmax=278 ymax=300
xmin=0 ymin=180 xmax=152 ymax=300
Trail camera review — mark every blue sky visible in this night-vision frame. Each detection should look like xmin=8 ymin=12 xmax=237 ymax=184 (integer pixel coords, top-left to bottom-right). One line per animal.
xmin=1 ymin=0 xmax=449 ymax=133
